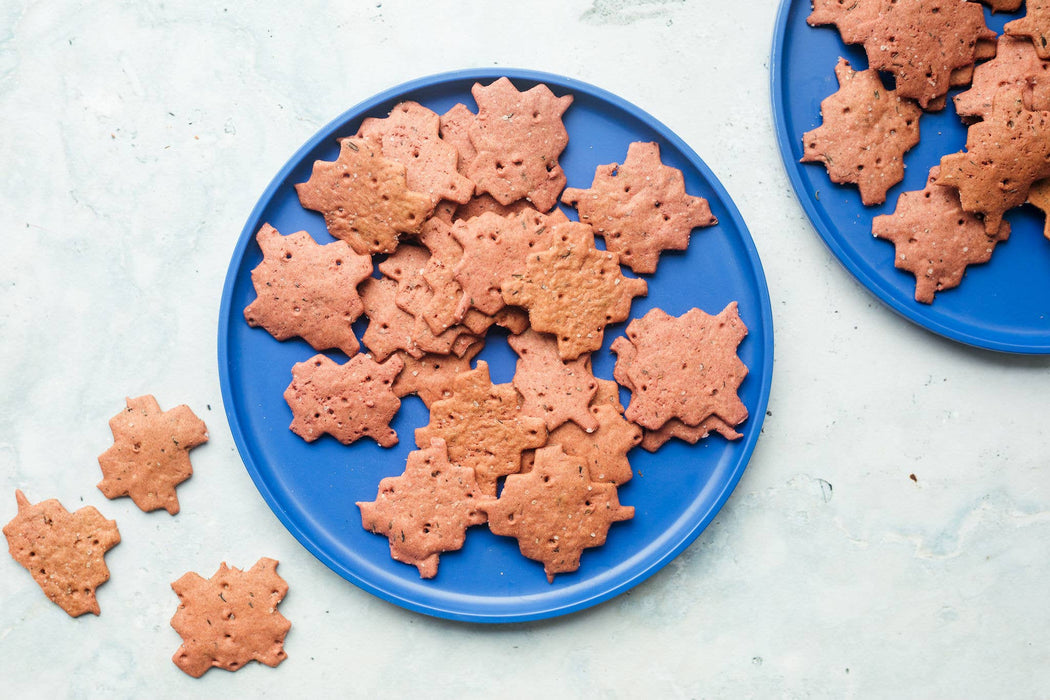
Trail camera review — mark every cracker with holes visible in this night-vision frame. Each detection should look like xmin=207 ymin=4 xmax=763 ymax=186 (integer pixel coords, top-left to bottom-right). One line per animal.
xmin=861 ymin=0 xmax=995 ymax=110
xmin=480 ymin=444 xmax=634 ymax=582
xmin=358 ymin=438 xmax=491 ymax=578
xmin=807 ymin=0 xmax=882 ymax=44
xmin=3 ymin=490 xmax=120 ymax=617
xmin=561 ymin=141 xmax=717 ymax=273
xmin=501 ymin=222 xmax=648 ymax=360
xmin=508 ymin=329 xmax=599 ymax=431
xmin=935 ymin=89 xmax=1050 ymax=234
xmin=954 ymin=35 xmax=1050 ymax=122
xmin=612 ymin=304 xmax=749 ymax=434
xmin=451 ymin=208 xmax=558 ymax=317
xmin=295 ymin=137 xmax=434 ymax=254
xmin=97 ymin=395 xmax=209 ymax=515
xmin=873 ymin=167 xmax=1011 ymax=303
xmin=357 ymin=101 xmax=473 ymax=205
xmin=244 ymin=224 xmax=372 ymax=356
xmin=284 ymin=353 xmax=404 ymax=447
xmin=170 ymin=558 xmax=290 ymax=678
xmin=801 ymin=58 xmax=922 ymax=206
xmin=465 ymin=77 xmax=573 ymax=212
xmin=414 ymin=361 xmax=547 ymax=496
xmin=1006 ymin=1 xmax=1050 ymax=59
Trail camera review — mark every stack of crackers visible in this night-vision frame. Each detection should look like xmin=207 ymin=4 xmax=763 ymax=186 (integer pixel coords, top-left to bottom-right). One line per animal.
xmin=243 ymin=77 xmax=753 ymax=583
xmin=802 ymin=0 xmax=1050 ymax=303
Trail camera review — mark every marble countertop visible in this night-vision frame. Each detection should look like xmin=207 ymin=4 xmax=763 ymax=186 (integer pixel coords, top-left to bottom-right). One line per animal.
xmin=3 ymin=1 xmax=1049 ymax=697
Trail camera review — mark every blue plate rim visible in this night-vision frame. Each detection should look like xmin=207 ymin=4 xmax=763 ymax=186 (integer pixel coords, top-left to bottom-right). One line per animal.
xmin=218 ymin=67 xmax=775 ymax=622
xmin=770 ymin=0 xmax=1050 ymax=355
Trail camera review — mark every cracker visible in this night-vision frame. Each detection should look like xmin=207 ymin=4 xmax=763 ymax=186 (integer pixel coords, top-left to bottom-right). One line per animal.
xmin=453 ymin=193 xmax=536 ymax=222
xmin=807 ymin=0 xmax=882 ymax=44
xmin=935 ymin=89 xmax=1050 ymax=233
xmin=414 ymin=361 xmax=547 ymax=496
xmin=873 ymin=167 xmax=1011 ymax=303
xmin=1005 ymin=1 xmax=1050 ymax=60
xmin=954 ymin=35 xmax=1050 ymax=122
xmin=451 ymin=208 xmax=558 ymax=317
xmin=611 ymin=304 xmax=749 ymax=432
xmin=800 ymin=58 xmax=922 ymax=206
xmin=357 ymin=101 xmax=474 ymax=205
xmin=284 ymin=353 xmax=404 ymax=447
xmin=501 ymin=222 xmax=648 ymax=360
xmin=465 ymin=77 xmax=573 ymax=211
xmin=561 ymin=141 xmax=717 ymax=273
xmin=170 ymin=558 xmax=290 ymax=678
xmin=243 ymin=224 xmax=372 ymax=356
xmin=97 ymin=395 xmax=209 ymax=515
xmin=860 ymin=0 xmax=995 ymax=110
xmin=3 ymin=490 xmax=120 ymax=617
xmin=295 ymin=137 xmax=434 ymax=254
xmin=508 ymin=329 xmax=599 ymax=431
xmin=480 ymin=445 xmax=634 ymax=582
xmin=357 ymin=438 xmax=491 ymax=578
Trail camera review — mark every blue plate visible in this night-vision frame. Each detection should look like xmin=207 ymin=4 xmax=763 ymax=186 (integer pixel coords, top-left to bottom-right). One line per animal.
xmin=218 ymin=68 xmax=773 ymax=622
xmin=772 ymin=1 xmax=1050 ymax=353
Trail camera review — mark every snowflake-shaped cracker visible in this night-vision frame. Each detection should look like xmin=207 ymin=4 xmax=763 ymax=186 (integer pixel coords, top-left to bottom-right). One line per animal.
xmin=1006 ymin=1 xmax=1050 ymax=59
xmin=611 ymin=304 xmax=749 ymax=432
xmin=451 ymin=208 xmax=557 ymax=317
xmin=501 ymin=222 xmax=648 ymax=360
xmin=935 ymin=89 xmax=1050 ymax=234
xmin=955 ymin=35 xmax=1050 ymax=122
xmin=807 ymin=0 xmax=882 ymax=44
xmin=561 ymin=141 xmax=717 ymax=273
xmin=873 ymin=168 xmax=1011 ymax=303
xmin=284 ymin=353 xmax=404 ymax=447
xmin=243 ymin=224 xmax=372 ymax=356
xmin=3 ymin=490 xmax=120 ymax=617
xmin=481 ymin=445 xmax=634 ymax=582
xmin=295 ymin=137 xmax=434 ymax=255
xmin=357 ymin=100 xmax=474 ymax=205
xmin=860 ymin=0 xmax=995 ymax=110
xmin=508 ymin=329 xmax=599 ymax=431
xmin=801 ymin=58 xmax=922 ymax=206
xmin=465 ymin=77 xmax=573 ymax=212
xmin=414 ymin=361 xmax=546 ymax=496
xmin=170 ymin=558 xmax=290 ymax=677
xmin=358 ymin=438 xmax=491 ymax=578
xmin=97 ymin=395 xmax=208 ymax=515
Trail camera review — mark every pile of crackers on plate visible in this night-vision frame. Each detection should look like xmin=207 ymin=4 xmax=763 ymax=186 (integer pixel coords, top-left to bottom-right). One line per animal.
xmin=802 ymin=0 xmax=1050 ymax=303
xmin=3 ymin=76 xmax=752 ymax=677
xmin=246 ymin=77 xmax=752 ymax=583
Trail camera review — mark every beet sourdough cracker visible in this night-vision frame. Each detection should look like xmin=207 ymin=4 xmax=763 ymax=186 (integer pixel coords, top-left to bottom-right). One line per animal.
xmin=3 ymin=490 xmax=120 ymax=617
